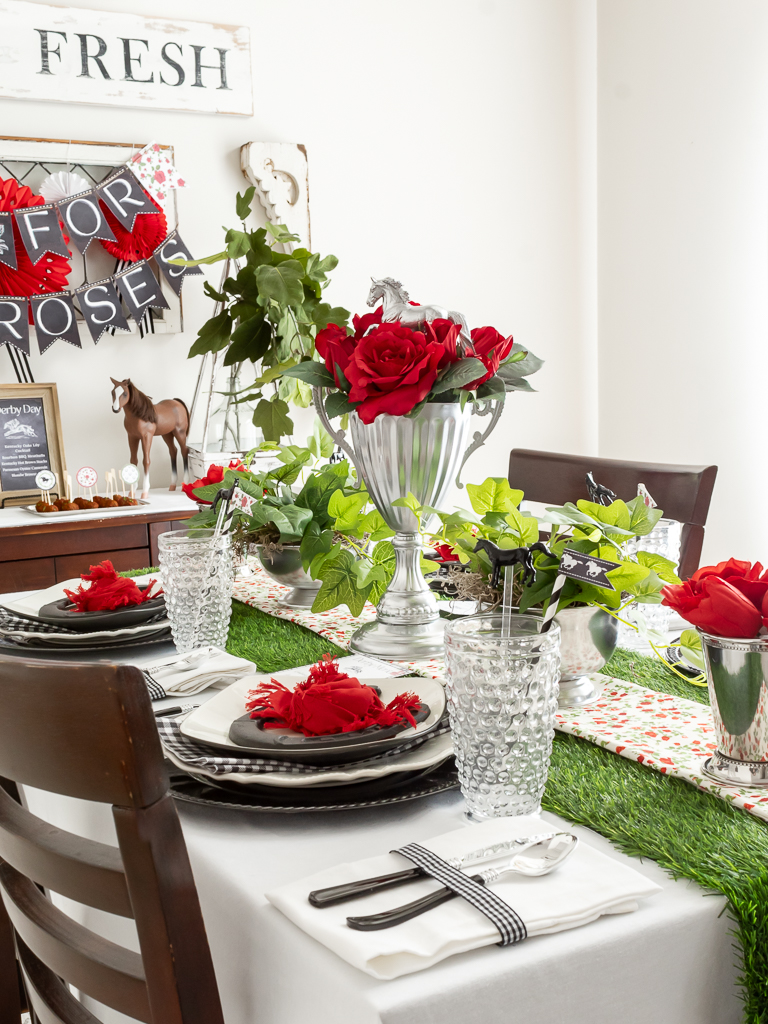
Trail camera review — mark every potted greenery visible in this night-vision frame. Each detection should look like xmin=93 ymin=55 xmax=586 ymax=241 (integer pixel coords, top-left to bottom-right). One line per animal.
xmin=415 ymin=477 xmax=681 ymax=701
xmin=174 ymin=188 xmax=350 ymax=444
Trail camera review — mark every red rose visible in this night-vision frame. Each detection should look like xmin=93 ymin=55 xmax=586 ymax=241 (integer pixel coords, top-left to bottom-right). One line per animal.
xmin=465 ymin=326 xmax=515 ymax=388
xmin=245 ymin=655 xmax=420 ymax=736
xmin=352 ymin=305 xmax=383 ymax=339
xmin=691 ymin=558 xmax=768 ymax=609
xmin=345 ymin=323 xmax=446 ymax=423
xmin=424 ymin=318 xmax=465 ymax=365
xmin=315 ymin=323 xmax=356 ymax=387
xmin=661 ymin=575 xmax=763 ymax=638
xmin=182 ymin=463 xmax=226 ymax=503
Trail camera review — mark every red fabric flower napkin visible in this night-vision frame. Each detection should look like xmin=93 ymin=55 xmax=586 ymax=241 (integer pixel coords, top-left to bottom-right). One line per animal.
xmin=661 ymin=557 xmax=768 ymax=638
xmin=245 ymin=655 xmax=421 ymax=737
xmin=63 ymin=560 xmax=163 ymax=613
xmin=433 ymin=543 xmax=459 ymax=562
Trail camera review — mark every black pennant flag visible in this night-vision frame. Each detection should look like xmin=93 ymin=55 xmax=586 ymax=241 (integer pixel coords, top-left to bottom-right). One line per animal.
xmin=75 ymin=280 xmax=130 ymax=343
xmin=0 ymin=297 xmax=29 ymax=355
xmin=14 ymin=205 xmax=70 ymax=265
xmin=115 ymin=261 xmax=170 ymax=322
xmin=557 ymin=548 xmax=620 ymax=591
xmin=97 ymin=169 xmax=158 ymax=231
xmin=154 ymin=231 xmax=204 ymax=295
xmin=58 ymin=193 xmax=117 ymax=254
xmin=0 ymin=213 xmax=17 ymax=270
xmin=30 ymin=292 xmax=82 ymax=354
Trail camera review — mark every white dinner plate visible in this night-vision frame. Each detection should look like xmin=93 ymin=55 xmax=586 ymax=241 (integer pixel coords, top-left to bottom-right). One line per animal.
xmin=164 ymin=729 xmax=454 ymax=789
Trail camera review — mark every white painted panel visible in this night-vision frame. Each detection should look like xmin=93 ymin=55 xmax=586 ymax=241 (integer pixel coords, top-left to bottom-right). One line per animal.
xmin=0 ymin=0 xmax=252 ymax=115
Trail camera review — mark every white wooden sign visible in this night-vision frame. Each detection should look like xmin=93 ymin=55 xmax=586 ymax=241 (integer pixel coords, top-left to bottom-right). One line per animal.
xmin=0 ymin=1 xmax=252 ymax=116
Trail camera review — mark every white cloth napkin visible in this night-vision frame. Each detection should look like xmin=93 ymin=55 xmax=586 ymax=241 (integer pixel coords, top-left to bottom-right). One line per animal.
xmin=266 ymin=814 xmax=662 ymax=979
xmin=145 ymin=647 xmax=257 ymax=695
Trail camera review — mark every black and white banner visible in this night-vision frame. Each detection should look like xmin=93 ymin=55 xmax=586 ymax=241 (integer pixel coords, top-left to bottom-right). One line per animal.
xmin=0 ymin=228 xmax=201 ymax=355
xmin=558 ymin=548 xmax=621 ymax=591
xmin=58 ymin=192 xmax=118 ymax=254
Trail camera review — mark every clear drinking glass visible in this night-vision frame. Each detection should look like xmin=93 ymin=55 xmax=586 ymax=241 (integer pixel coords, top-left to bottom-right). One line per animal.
xmin=158 ymin=529 xmax=234 ymax=653
xmin=444 ymin=613 xmax=561 ymax=820
xmin=619 ymin=518 xmax=682 ymax=646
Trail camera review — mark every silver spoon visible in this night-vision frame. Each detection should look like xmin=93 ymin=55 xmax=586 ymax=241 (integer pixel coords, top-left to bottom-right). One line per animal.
xmin=346 ymin=833 xmax=578 ymax=932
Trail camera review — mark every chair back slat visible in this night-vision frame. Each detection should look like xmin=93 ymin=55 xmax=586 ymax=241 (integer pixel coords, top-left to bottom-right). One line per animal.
xmin=508 ymin=448 xmax=718 ymax=578
xmin=0 ymin=653 xmax=226 ymax=1024
xmin=0 ymin=659 xmax=167 ymax=807
xmin=18 ymin=937 xmax=101 ymax=1024
xmin=0 ymin=784 xmax=131 ymax=918
xmin=0 ymin=889 xmax=22 ymax=1024
xmin=0 ymin=860 xmax=150 ymax=1021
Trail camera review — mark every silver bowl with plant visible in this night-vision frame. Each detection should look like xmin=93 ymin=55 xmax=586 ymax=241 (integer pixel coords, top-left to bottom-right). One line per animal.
xmin=253 ymin=544 xmax=321 ymax=608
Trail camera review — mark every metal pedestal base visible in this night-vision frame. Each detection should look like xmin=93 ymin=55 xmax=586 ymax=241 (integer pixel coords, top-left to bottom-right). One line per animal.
xmin=702 ymin=751 xmax=768 ymax=787
xmin=557 ymin=673 xmax=604 ymax=708
xmin=278 ymin=587 xmax=321 ymax=610
xmin=349 ymin=617 xmax=447 ymax=661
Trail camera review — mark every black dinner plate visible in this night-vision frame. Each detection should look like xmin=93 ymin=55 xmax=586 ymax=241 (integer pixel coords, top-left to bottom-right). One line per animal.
xmin=168 ymin=758 xmax=458 ymax=813
xmin=226 ymin=701 xmax=432 ymax=765
xmin=35 ymin=589 xmax=165 ymax=632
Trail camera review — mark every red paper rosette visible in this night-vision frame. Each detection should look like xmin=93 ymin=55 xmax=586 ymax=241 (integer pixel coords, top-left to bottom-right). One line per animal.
xmin=99 ymin=196 xmax=167 ymax=263
xmin=0 ymin=177 xmax=72 ymax=306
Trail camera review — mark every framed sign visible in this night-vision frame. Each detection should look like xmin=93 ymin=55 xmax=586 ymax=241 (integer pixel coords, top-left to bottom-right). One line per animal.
xmin=0 ymin=383 xmax=66 ymax=503
xmin=0 ymin=1 xmax=252 ymax=116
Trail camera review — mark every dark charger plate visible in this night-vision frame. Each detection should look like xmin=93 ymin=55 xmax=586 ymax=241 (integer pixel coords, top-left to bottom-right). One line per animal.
xmin=168 ymin=758 xmax=458 ymax=813
xmin=227 ymin=701 xmax=432 ymax=766
xmin=35 ymin=589 xmax=166 ymax=632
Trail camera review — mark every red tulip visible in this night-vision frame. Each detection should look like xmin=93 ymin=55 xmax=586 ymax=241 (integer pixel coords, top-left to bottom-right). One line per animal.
xmin=661 ymin=575 xmax=762 ymax=638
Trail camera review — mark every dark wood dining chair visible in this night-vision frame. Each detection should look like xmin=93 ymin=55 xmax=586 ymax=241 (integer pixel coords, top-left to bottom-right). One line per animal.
xmin=0 ymin=654 xmax=225 ymax=1024
xmin=507 ymin=448 xmax=718 ymax=579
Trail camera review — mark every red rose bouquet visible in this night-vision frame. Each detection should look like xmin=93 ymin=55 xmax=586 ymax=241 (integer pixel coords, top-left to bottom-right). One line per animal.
xmin=281 ymin=301 xmax=542 ymax=424
xmin=661 ymin=558 xmax=768 ymax=639
xmin=245 ymin=654 xmax=421 ymax=736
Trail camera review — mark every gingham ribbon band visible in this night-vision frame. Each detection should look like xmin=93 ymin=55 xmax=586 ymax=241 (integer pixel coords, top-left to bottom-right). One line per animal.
xmin=394 ymin=843 xmax=527 ymax=947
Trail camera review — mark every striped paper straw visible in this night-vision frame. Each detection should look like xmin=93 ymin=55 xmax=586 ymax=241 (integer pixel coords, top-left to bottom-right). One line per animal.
xmin=540 ymin=573 xmax=567 ymax=633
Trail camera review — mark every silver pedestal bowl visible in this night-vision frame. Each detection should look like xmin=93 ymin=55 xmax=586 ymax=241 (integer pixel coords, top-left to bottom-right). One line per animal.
xmin=255 ymin=545 xmax=321 ymax=609
xmin=555 ymin=605 xmax=619 ymax=707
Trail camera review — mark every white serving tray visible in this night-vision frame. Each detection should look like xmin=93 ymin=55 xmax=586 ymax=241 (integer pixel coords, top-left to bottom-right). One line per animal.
xmin=19 ymin=499 xmax=149 ymax=519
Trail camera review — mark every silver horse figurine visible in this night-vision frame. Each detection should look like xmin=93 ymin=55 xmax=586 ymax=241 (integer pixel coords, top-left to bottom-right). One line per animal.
xmin=367 ymin=277 xmax=472 ymax=349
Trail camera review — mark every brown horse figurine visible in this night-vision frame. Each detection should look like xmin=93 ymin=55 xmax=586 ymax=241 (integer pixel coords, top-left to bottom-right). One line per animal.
xmin=110 ymin=377 xmax=190 ymax=498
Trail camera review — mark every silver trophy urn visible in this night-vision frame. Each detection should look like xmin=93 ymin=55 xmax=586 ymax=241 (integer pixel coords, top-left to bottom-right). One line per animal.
xmin=314 ymin=392 xmax=502 ymax=660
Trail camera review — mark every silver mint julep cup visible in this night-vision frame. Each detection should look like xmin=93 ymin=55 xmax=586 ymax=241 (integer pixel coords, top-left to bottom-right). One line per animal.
xmin=699 ymin=629 xmax=768 ymax=786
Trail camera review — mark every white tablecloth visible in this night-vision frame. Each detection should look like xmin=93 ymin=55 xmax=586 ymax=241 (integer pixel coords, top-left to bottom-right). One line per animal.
xmin=22 ymin=780 xmax=742 ymax=1024
xmin=2 ymin=594 xmax=742 ymax=1024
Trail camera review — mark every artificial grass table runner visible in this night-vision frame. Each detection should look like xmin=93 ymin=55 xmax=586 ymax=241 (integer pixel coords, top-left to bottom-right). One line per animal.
xmin=224 ymin=601 xmax=768 ymax=1023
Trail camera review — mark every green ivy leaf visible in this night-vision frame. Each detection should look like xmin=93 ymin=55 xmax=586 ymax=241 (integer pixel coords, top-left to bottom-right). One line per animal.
xmin=300 ymin=522 xmax=334 ymax=573
xmin=312 ymin=548 xmax=370 ymax=616
xmin=369 ymin=540 xmax=397 ymax=605
xmin=188 ymin=310 xmax=232 ymax=357
xmin=310 ymin=303 xmax=350 ymax=330
xmin=680 ymin=629 xmax=706 ymax=671
xmin=360 ymin=508 xmax=395 ymax=541
xmin=223 ymin=315 xmax=272 ymax=366
xmin=625 ymin=496 xmax=665 ymax=537
xmin=255 ymin=260 xmax=305 ymax=306
xmin=252 ymin=398 xmax=293 ymax=443
xmin=328 ymin=488 xmax=368 ymax=531
xmin=203 ymin=280 xmax=227 ymax=302
xmin=306 ymin=419 xmax=335 ymax=460
xmin=636 ymin=550 xmax=681 ymax=585
xmin=466 ymin=478 xmax=524 ymax=515
xmin=168 ymin=250 xmax=227 ymax=267
xmin=605 ymin=559 xmax=651 ymax=594
xmin=236 ymin=185 xmax=256 ymax=221
xmin=266 ymin=221 xmax=302 ymax=244
xmin=225 ymin=227 xmax=251 ymax=259
xmin=281 ymin=361 xmax=336 ymax=388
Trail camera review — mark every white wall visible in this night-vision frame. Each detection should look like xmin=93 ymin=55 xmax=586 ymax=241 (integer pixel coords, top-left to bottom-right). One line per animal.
xmin=0 ymin=0 xmax=598 ymax=501
xmin=598 ymin=0 xmax=768 ymax=561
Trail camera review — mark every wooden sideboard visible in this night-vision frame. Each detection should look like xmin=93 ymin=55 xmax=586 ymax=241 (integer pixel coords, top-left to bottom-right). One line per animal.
xmin=0 ymin=493 xmax=198 ymax=592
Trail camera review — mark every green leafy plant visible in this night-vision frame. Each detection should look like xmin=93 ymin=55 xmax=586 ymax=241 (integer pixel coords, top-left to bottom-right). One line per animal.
xmin=174 ymin=189 xmax=349 ymax=442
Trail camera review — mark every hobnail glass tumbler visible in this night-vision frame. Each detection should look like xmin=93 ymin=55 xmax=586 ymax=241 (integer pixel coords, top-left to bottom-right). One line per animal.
xmin=444 ymin=613 xmax=561 ymax=820
xmin=158 ymin=529 xmax=234 ymax=653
